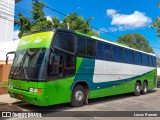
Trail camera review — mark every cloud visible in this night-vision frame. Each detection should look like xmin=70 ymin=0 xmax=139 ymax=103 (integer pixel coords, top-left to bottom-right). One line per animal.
xmin=107 ymin=9 xmax=117 ymax=17
xmin=46 ymin=16 xmax=53 ymax=23
xmin=77 ymin=6 xmax=83 ymax=10
xmin=13 ymin=30 xmax=20 ymax=40
xmin=106 ymin=9 xmax=152 ymax=31
xmin=99 ymin=27 xmax=108 ymax=32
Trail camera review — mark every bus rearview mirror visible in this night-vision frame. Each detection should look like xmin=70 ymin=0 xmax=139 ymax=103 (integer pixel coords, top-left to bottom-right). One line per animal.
xmin=6 ymin=56 xmax=9 ymax=65
xmin=6 ymin=51 xmax=16 ymax=65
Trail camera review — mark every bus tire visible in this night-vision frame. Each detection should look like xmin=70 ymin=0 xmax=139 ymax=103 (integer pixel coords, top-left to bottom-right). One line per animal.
xmin=142 ymin=82 xmax=148 ymax=94
xmin=71 ymin=84 xmax=86 ymax=107
xmin=134 ymin=82 xmax=141 ymax=96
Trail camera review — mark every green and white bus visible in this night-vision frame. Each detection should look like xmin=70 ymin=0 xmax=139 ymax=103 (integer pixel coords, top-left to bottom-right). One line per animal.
xmin=7 ymin=29 xmax=157 ymax=107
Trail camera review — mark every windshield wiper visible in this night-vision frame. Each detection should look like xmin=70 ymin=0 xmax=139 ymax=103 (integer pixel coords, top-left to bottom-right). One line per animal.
xmin=11 ymin=56 xmax=29 ymax=81
xmin=20 ymin=61 xmax=29 ymax=81
xmin=11 ymin=62 xmax=21 ymax=79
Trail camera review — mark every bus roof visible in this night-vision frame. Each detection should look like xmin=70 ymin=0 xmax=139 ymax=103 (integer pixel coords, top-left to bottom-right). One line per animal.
xmin=22 ymin=28 xmax=156 ymax=57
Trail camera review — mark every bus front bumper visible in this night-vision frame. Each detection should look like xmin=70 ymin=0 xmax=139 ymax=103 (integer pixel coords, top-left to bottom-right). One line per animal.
xmin=8 ymin=88 xmax=47 ymax=106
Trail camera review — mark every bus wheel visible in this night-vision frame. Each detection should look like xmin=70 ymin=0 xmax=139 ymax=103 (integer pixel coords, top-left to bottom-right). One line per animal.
xmin=134 ymin=82 xmax=141 ymax=96
xmin=71 ymin=84 xmax=86 ymax=107
xmin=142 ymin=82 xmax=148 ymax=94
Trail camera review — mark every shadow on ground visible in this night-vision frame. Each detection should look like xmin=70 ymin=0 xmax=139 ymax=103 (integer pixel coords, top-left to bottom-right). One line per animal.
xmin=0 ymin=102 xmax=22 ymax=111
xmin=10 ymin=89 xmax=157 ymax=115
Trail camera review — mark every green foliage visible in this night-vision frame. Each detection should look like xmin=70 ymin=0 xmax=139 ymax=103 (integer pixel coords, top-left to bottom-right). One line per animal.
xmin=15 ymin=0 xmax=98 ymax=37
xmin=31 ymin=0 xmax=45 ymax=21
xmin=52 ymin=17 xmax=61 ymax=28
xmin=157 ymin=56 xmax=160 ymax=67
xmin=16 ymin=0 xmax=53 ymax=37
xmin=151 ymin=17 xmax=160 ymax=37
xmin=30 ymin=0 xmax=53 ymax=32
xmin=117 ymin=33 xmax=154 ymax=53
xmin=150 ymin=2 xmax=160 ymax=37
xmin=51 ymin=13 xmax=98 ymax=36
xmin=157 ymin=2 xmax=160 ymax=8
xmin=15 ymin=13 xmax=31 ymax=37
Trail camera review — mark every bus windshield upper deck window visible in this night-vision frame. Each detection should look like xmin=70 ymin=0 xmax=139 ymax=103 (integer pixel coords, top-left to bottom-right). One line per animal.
xmin=54 ymin=32 xmax=74 ymax=53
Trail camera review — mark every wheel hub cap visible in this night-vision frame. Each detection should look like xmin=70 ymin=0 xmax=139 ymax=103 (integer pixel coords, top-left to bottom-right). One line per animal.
xmin=75 ymin=91 xmax=83 ymax=101
xmin=144 ymin=86 xmax=147 ymax=92
xmin=136 ymin=86 xmax=140 ymax=92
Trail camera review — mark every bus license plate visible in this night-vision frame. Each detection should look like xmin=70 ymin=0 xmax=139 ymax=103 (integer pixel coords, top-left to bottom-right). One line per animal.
xmin=18 ymin=94 xmax=24 ymax=98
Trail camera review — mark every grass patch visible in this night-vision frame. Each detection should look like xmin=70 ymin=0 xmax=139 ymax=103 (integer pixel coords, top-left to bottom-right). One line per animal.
xmin=0 ymin=82 xmax=8 ymax=87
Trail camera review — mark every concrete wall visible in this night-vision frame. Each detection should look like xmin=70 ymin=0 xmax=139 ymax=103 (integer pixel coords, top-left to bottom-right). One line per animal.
xmin=0 ymin=64 xmax=11 ymax=82
xmin=0 ymin=0 xmax=15 ymax=43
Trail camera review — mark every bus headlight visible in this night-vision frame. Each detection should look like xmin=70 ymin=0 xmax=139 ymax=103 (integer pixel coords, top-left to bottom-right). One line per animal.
xmin=29 ymin=88 xmax=34 ymax=92
xmin=8 ymin=84 xmax=13 ymax=88
xmin=29 ymin=88 xmax=42 ymax=94
xmin=33 ymin=88 xmax=38 ymax=93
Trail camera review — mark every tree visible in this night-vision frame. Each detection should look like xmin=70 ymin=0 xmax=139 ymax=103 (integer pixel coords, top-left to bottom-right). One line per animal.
xmin=157 ymin=56 xmax=160 ymax=67
xmin=15 ymin=0 xmax=98 ymax=37
xmin=15 ymin=0 xmax=53 ymax=37
xmin=117 ymin=33 xmax=154 ymax=53
xmin=15 ymin=13 xmax=31 ymax=37
xmin=30 ymin=0 xmax=53 ymax=32
xmin=52 ymin=13 xmax=98 ymax=36
xmin=150 ymin=2 xmax=160 ymax=37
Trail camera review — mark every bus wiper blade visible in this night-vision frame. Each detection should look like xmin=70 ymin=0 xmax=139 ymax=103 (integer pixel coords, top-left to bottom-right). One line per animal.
xmin=21 ymin=63 xmax=29 ymax=81
xmin=11 ymin=56 xmax=29 ymax=81
xmin=11 ymin=63 xmax=21 ymax=79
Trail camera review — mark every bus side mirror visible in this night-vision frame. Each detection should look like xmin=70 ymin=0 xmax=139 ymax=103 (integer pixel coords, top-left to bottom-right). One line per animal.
xmin=6 ymin=56 xmax=9 ymax=65
xmin=6 ymin=51 xmax=16 ymax=65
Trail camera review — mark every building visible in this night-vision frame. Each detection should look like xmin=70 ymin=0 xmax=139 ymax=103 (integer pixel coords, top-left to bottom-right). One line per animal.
xmin=0 ymin=0 xmax=21 ymax=82
xmin=0 ymin=0 xmax=21 ymax=44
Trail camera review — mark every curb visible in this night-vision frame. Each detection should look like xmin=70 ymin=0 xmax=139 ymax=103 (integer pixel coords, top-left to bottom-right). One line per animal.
xmin=0 ymin=103 xmax=8 ymax=106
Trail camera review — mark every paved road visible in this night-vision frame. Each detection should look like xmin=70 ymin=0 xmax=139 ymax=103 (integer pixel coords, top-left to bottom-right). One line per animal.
xmin=0 ymin=88 xmax=160 ymax=119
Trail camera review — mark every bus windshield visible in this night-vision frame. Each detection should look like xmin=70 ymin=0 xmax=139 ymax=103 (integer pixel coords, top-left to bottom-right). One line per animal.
xmin=9 ymin=48 xmax=49 ymax=81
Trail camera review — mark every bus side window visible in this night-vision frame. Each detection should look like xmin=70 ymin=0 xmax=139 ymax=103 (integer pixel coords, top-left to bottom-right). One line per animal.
xmin=152 ymin=56 xmax=156 ymax=67
xmin=112 ymin=45 xmax=123 ymax=62
xmin=97 ymin=42 xmax=104 ymax=59
xmin=142 ymin=54 xmax=149 ymax=66
xmin=104 ymin=43 xmax=112 ymax=60
xmin=48 ymin=52 xmax=64 ymax=79
xmin=77 ymin=36 xmax=87 ymax=56
xmin=54 ymin=32 xmax=74 ymax=53
xmin=87 ymin=39 xmax=96 ymax=57
xmin=149 ymin=55 xmax=153 ymax=66
xmin=64 ymin=54 xmax=75 ymax=77
xmin=133 ymin=51 xmax=142 ymax=65
xmin=124 ymin=49 xmax=134 ymax=64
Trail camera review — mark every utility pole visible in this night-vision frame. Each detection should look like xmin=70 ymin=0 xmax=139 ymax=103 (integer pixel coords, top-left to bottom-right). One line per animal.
xmin=67 ymin=23 xmax=70 ymax=30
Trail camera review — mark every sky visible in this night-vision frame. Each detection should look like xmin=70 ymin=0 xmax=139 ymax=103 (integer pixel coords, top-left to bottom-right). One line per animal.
xmin=14 ymin=0 xmax=160 ymax=56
